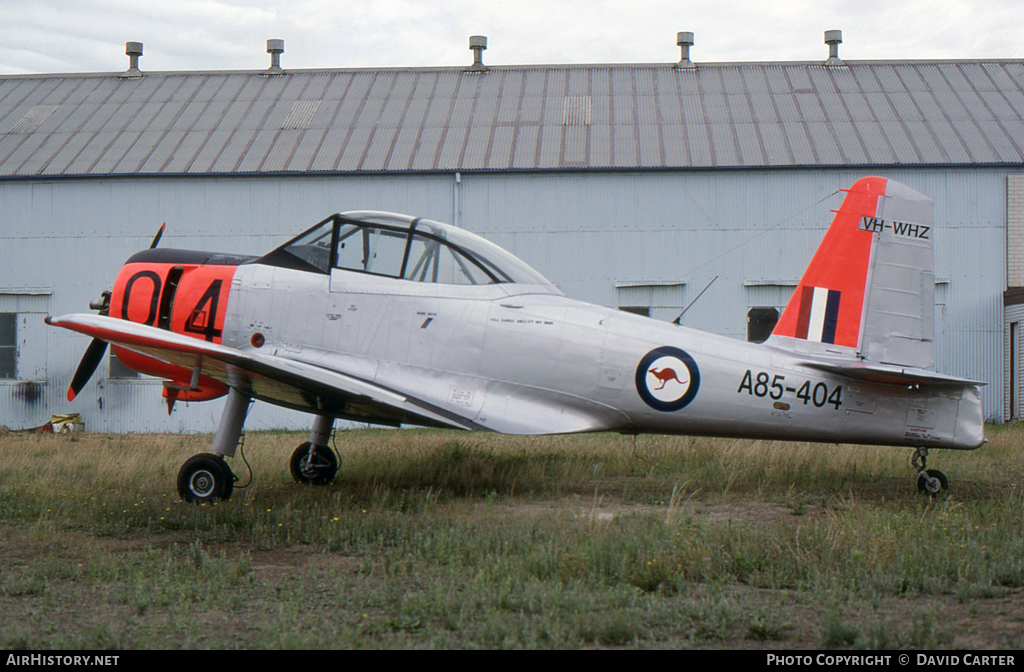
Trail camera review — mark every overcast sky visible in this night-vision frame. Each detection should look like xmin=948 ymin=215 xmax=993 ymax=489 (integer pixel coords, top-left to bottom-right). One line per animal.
xmin=1 ymin=0 xmax=1023 ymax=75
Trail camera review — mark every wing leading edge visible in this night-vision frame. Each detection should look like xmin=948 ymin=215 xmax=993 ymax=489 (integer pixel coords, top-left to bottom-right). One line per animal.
xmin=46 ymin=313 xmax=488 ymax=431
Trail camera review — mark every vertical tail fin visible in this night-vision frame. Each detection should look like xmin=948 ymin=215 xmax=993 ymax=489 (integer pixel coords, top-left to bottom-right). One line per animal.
xmin=770 ymin=176 xmax=934 ymax=368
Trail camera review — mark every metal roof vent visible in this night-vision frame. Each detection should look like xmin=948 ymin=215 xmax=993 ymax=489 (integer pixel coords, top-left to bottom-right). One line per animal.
xmin=267 ymin=39 xmax=284 ymax=73
xmin=468 ymin=35 xmax=488 ymax=72
xmin=824 ymin=30 xmax=843 ymax=65
xmin=123 ymin=41 xmax=143 ymax=77
xmin=675 ymin=32 xmax=695 ymax=69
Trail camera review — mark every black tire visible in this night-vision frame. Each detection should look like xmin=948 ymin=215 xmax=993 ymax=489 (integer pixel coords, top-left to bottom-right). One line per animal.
xmin=177 ymin=453 xmax=234 ymax=503
xmin=290 ymin=441 xmax=339 ymax=485
xmin=917 ymin=469 xmax=948 ymax=496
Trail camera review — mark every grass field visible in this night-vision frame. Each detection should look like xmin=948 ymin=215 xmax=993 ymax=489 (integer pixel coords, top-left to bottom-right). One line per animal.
xmin=1 ymin=423 xmax=1024 ymax=649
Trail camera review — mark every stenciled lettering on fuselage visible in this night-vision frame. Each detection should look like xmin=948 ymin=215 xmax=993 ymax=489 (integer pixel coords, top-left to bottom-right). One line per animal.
xmin=635 ymin=346 xmax=700 ymax=412
xmin=737 ymin=369 xmax=843 ymax=410
xmin=859 ymin=216 xmax=930 ymax=240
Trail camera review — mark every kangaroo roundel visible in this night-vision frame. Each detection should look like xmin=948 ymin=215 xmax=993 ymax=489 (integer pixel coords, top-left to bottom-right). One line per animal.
xmin=636 ymin=347 xmax=700 ymax=412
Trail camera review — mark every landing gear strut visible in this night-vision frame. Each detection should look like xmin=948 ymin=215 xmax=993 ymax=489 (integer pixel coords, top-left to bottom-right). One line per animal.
xmin=176 ymin=388 xmax=249 ymax=503
xmin=290 ymin=415 xmax=339 ymax=485
xmin=175 ymin=399 xmax=339 ymax=502
xmin=912 ymin=447 xmax=948 ymax=496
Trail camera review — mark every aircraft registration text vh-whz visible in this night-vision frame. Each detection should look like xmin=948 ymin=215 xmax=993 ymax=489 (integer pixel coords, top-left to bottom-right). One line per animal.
xmin=47 ymin=176 xmax=985 ymax=503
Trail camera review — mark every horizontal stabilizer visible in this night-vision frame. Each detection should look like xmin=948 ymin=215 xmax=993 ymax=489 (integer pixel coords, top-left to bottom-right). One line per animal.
xmin=798 ymin=359 xmax=985 ymax=388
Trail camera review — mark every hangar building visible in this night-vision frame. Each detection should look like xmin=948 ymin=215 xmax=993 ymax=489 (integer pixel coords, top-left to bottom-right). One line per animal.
xmin=0 ymin=32 xmax=1022 ymax=432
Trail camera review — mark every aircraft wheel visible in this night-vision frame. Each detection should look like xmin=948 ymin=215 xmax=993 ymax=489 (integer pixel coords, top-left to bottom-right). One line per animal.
xmin=177 ymin=453 xmax=235 ymax=503
xmin=917 ymin=469 xmax=948 ymax=496
xmin=290 ymin=441 xmax=339 ymax=485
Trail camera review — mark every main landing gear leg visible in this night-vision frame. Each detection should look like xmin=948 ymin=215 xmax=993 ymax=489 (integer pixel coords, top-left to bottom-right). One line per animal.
xmin=290 ymin=414 xmax=339 ymax=485
xmin=176 ymin=388 xmax=250 ymax=503
xmin=912 ymin=446 xmax=948 ymax=496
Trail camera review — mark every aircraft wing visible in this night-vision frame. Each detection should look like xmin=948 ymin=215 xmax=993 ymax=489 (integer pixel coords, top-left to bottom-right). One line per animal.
xmin=46 ymin=314 xmax=488 ymax=431
xmin=793 ymin=357 xmax=986 ymax=387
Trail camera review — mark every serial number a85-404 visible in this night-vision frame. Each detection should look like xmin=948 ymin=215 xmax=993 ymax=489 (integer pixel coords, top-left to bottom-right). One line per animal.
xmin=737 ymin=370 xmax=842 ymax=410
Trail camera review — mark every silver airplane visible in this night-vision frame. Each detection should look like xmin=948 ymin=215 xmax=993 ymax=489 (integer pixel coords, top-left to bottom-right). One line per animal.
xmin=47 ymin=176 xmax=985 ymax=503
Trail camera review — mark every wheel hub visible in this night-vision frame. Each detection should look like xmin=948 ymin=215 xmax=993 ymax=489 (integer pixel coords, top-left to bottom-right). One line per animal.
xmin=189 ymin=470 xmax=216 ymax=497
xmin=289 ymin=441 xmax=339 ymax=485
xmin=300 ymin=452 xmax=328 ymax=477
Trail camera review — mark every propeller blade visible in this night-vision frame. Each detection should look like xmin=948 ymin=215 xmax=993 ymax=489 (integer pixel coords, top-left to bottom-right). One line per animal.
xmin=149 ymin=222 xmax=166 ymax=249
xmin=67 ymin=338 xmax=108 ymax=401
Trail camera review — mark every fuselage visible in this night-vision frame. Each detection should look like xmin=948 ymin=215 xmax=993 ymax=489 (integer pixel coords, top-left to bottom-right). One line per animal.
xmin=108 ymin=249 xmax=985 ymax=451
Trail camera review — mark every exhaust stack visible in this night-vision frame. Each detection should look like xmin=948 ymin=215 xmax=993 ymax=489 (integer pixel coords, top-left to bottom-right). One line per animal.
xmin=267 ymin=39 xmax=284 ymax=73
xmin=468 ymin=35 xmax=488 ymax=72
xmin=825 ymin=30 xmax=843 ymax=65
xmin=676 ymin=32 xmax=695 ymax=69
xmin=124 ymin=41 xmax=143 ymax=77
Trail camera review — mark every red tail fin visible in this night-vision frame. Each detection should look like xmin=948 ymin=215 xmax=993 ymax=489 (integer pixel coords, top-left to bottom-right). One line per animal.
xmin=772 ymin=176 xmax=935 ymax=368
xmin=772 ymin=176 xmax=886 ymax=349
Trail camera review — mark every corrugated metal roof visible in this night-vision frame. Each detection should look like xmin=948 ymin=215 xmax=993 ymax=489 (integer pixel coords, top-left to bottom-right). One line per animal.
xmin=2 ymin=60 xmax=1024 ymax=177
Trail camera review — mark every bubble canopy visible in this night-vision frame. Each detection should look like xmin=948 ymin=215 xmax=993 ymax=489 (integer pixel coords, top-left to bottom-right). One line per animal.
xmin=260 ymin=211 xmax=552 ymax=287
